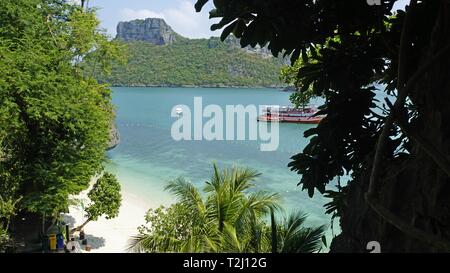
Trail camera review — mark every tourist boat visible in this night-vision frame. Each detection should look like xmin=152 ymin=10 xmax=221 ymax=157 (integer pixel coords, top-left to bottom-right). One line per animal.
xmin=257 ymin=105 xmax=325 ymax=124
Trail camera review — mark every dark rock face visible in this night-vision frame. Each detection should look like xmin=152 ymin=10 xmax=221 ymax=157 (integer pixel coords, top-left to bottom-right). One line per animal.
xmin=116 ymin=18 xmax=177 ymax=45
xmin=223 ymin=35 xmax=291 ymax=65
xmin=223 ymin=35 xmax=273 ymax=58
xmin=107 ymin=122 xmax=120 ymax=151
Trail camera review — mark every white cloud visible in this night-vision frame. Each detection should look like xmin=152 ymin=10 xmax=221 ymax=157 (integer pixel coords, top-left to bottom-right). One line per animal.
xmin=164 ymin=1 xmax=200 ymax=34
xmin=119 ymin=1 xmax=219 ymax=39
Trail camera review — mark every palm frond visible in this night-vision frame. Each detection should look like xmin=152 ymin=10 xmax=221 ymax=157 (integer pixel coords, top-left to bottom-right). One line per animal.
xmin=127 ymin=233 xmax=181 ymax=253
xmin=278 ymin=211 xmax=328 ymax=253
xmin=232 ymin=167 xmax=260 ymax=194
xmin=283 ymin=211 xmax=308 ymax=240
xmin=222 ymin=222 xmax=243 ymax=252
xmin=204 ymin=163 xmax=223 ymax=194
xmin=246 ymin=191 xmax=281 ymax=216
xmin=164 ymin=177 xmax=206 ymax=216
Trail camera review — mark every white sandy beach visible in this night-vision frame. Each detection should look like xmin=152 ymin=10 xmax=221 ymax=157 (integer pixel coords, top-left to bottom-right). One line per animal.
xmin=64 ymin=179 xmax=157 ymax=253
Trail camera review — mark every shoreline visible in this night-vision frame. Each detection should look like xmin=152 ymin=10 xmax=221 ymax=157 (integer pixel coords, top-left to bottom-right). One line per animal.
xmin=64 ymin=179 xmax=156 ymax=253
xmin=106 ymin=84 xmax=290 ymax=90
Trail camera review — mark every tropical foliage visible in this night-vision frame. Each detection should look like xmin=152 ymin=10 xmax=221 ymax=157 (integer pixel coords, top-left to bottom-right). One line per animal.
xmin=72 ymin=172 xmax=122 ymax=233
xmin=280 ymin=59 xmax=316 ymax=109
xmin=272 ymin=210 xmax=327 ymax=253
xmin=0 ymin=196 xmax=20 ymax=250
xmin=128 ymin=165 xmax=326 ymax=253
xmin=195 ymin=0 xmax=450 ymax=251
xmin=0 ymin=0 xmax=123 ymax=244
xmin=91 ymin=37 xmax=285 ymax=87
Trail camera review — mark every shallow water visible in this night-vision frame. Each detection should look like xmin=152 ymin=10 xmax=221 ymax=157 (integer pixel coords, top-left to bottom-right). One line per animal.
xmin=107 ymin=87 xmax=334 ymax=228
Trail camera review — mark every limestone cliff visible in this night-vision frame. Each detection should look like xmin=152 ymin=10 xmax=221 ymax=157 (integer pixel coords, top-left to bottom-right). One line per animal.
xmin=107 ymin=121 xmax=120 ymax=151
xmin=116 ymin=18 xmax=178 ymax=45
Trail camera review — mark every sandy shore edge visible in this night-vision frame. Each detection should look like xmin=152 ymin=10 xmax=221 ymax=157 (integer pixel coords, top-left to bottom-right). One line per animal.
xmin=63 ymin=177 xmax=157 ymax=253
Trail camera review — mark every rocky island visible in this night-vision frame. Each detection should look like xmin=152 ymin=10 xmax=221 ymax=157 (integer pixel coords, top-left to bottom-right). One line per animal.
xmin=89 ymin=18 xmax=286 ymax=88
xmin=116 ymin=18 xmax=177 ymax=45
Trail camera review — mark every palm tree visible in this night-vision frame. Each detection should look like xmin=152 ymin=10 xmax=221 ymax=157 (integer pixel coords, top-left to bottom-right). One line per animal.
xmin=165 ymin=164 xmax=279 ymax=252
xmin=128 ymin=178 xmax=218 ymax=253
xmin=128 ymin=164 xmax=327 ymax=253
xmin=270 ymin=210 xmax=327 ymax=253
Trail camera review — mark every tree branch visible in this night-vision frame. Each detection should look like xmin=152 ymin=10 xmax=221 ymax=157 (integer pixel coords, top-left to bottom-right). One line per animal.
xmin=45 ymin=15 xmax=59 ymax=48
xmin=365 ymin=194 xmax=450 ymax=251
xmin=395 ymin=112 xmax=450 ymax=177
xmin=364 ymin=1 xmax=450 ymax=249
xmin=397 ymin=0 xmax=417 ymax=90
xmin=70 ymin=217 xmax=91 ymax=234
xmin=368 ymin=41 xmax=450 ymax=195
xmin=368 ymin=0 xmax=418 ymax=194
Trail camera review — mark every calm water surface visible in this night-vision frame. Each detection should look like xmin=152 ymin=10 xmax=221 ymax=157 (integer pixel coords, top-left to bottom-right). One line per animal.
xmin=107 ymin=87 xmax=335 ymax=228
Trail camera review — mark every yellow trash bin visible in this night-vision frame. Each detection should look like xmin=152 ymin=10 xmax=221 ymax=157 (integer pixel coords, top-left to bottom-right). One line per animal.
xmin=49 ymin=234 xmax=57 ymax=251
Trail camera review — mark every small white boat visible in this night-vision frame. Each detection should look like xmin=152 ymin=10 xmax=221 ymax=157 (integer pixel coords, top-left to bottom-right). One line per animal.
xmin=175 ymin=107 xmax=183 ymax=115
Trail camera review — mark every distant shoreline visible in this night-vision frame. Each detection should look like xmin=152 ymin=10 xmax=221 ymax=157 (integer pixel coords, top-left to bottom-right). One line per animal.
xmin=107 ymin=84 xmax=292 ymax=91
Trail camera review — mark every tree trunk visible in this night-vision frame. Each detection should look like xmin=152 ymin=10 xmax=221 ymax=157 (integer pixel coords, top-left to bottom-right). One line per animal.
xmin=270 ymin=208 xmax=277 ymax=253
xmin=71 ymin=218 xmax=91 ymax=234
xmin=41 ymin=213 xmax=45 ymax=235
xmin=330 ymin=6 xmax=450 ymax=253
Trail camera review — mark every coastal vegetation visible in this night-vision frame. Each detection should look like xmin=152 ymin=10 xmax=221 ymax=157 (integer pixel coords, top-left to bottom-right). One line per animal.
xmin=90 ymin=38 xmax=285 ymax=88
xmin=72 ymin=173 xmax=122 ymax=233
xmin=0 ymin=0 xmax=123 ymax=250
xmin=280 ymin=59 xmax=316 ymax=109
xmin=128 ymin=165 xmax=326 ymax=253
xmin=0 ymin=197 xmax=20 ymax=250
xmin=196 ymin=0 xmax=450 ymax=251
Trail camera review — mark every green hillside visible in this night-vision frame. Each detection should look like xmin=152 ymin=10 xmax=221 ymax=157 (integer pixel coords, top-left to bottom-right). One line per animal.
xmin=91 ymin=37 xmax=285 ymax=87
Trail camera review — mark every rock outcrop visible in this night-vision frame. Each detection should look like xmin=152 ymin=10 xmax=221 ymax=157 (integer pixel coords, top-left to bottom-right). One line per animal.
xmin=107 ymin=122 xmax=120 ymax=150
xmin=223 ymin=35 xmax=291 ymax=65
xmin=116 ymin=18 xmax=177 ymax=45
xmin=223 ymin=35 xmax=273 ymax=58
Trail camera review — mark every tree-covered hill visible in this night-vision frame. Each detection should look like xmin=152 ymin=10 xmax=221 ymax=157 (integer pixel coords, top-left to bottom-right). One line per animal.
xmin=89 ymin=37 xmax=286 ymax=88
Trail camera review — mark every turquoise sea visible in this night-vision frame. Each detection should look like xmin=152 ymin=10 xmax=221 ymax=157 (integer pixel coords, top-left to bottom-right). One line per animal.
xmin=106 ymin=87 xmax=335 ymax=229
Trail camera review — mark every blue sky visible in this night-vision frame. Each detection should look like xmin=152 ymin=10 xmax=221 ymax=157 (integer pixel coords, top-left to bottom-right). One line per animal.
xmin=81 ymin=0 xmax=410 ymax=39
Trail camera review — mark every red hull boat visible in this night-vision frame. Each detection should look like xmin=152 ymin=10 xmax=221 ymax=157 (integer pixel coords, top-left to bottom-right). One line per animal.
xmin=257 ymin=106 xmax=325 ymax=124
